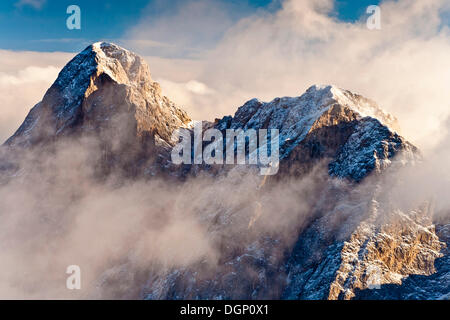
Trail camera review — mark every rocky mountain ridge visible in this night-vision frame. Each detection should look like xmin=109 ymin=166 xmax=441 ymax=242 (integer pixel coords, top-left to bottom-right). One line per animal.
xmin=214 ymin=84 xmax=415 ymax=182
xmin=0 ymin=43 xmax=446 ymax=300
xmin=6 ymin=42 xmax=191 ymax=149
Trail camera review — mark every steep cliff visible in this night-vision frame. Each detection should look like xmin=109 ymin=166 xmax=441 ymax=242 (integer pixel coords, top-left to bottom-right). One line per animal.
xmin=0 ymin=43 xmax=446 ymax=300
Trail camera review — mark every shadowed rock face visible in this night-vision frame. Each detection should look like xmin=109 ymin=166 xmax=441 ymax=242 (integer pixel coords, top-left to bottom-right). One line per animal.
xmin=214 ymin=85 xmax=417 ymax=182
xmin=0 ymin=43 xmax=446 ymax=300
xmin=4 ymin=42 xmax=191 ymax=177
xmin=283 ymin=191 xmax=444 ymax=300
xmin=5 ymin=42 xmax=191 ymax=149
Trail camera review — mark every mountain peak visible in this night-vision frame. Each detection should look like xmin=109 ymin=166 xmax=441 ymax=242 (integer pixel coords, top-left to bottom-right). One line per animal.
xmin=222 ymin=84 xmax=401 ymax=158
xmin=305 ymin=84 xmax=399 ymax=131
xmin=90 ymin=42 xmax=153 ymax=85
xmin=5 ymin=42 xmax=190 ymax=147
xmin=54 ymin=42 xmax=153 ymax=99
xmin=211 ymin=84 xmax=414 ymax=182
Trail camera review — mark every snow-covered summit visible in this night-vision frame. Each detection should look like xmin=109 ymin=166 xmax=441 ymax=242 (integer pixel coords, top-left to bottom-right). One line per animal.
xmin=229 ymin=84 xmax=398 ymax=132
xmin=91 ymin=42 xmax=153 ymax=86
xmin=1 ymin=43 xmax=442 ymax=301
xmin=52 ymin=42 xmax=152 ymax=107
xmin=217 ymin=84 xmax=402 ymax=159
xmin=214 ymin=84 xmax=415 ymax=181
xmin=5 ymin=42 xmax=190 ymax=147
xmin=311 ymin=84 xmax=399 ymax=130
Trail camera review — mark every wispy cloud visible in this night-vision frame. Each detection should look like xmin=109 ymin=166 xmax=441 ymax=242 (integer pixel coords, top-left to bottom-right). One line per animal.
xmin=30 ymin=38 xmax=89 ymax=43
xmin=3 ymin=0 xmax=450 ymax=152
xmin=129 ymin=0 xmax=450 ymax=152
xmin=125 ymin=0 xmax=256 ymax=59
xmin=15 ymin=0 xmax=46 ymax=10
xmin=0 ymin=66 xmax=59 ymax=86
xmin=0 ymin=49 xmax=72 ymax=143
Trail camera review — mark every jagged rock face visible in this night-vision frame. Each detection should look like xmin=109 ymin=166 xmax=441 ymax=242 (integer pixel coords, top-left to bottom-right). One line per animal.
xmin=216 ymin=85 xmax=416 ymax=182
xmin=5 ymin=42 xmax=191 ymax=149
xmin=3 ymin=42 xmax=191 ymax=177
xmin=283 ymin=185 xmax=444 ymax=300
xmin=0 ymin=43 xmax=446 ymax=300
xmin=142 ymin=85 xmax=442 ymax=300
xmin=353 ymin=223 xmax=450 ymax=300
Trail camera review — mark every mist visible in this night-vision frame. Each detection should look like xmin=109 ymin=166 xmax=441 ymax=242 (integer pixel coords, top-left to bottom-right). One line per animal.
xmin=0 ymin=0 xmax=449 ymax=299
xmin=126 ymin=0 xmax=450 ymax=152
xmin=0 ymin=131 xmax=328 ymax=298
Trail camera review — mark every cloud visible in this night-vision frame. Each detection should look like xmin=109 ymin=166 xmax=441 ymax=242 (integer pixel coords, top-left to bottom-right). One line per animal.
xmin=156 ymin=79 xmax=215 ymax=119
xmin=0 ymin=126 xmax=322 ymax=298
xmin=15 ymin=0 xmax=46 ymax=10
xmin=0 ymin=66 xmax=60 ymax=86
xmin=2 ymin=0 xmax=450 ymax=299
xmin=0 ymin=50 xmax=73 ymax=143
xmin=125 ymin=0 xmax=450 ymax=153
xmin=125 ymin=0 xmax=261 ymax=58
xmin=3 ymin=0 xmax=450 ymax=152
xmin=184 ymin=80 xmax=214 ymax=95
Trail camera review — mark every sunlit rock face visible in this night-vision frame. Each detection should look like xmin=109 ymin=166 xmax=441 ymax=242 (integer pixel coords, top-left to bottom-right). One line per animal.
xmin=0 ymin=43 xmax=446 ymax=300
xmin=6 ymin=42 xmax=191 ymax=148
xmin=4 ymin=42 xmax=191 ymax=177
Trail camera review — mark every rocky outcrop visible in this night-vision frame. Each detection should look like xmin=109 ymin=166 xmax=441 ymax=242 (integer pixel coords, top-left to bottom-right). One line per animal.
xmin=215 ymin=85 xmax=416 ymax=181
xmin=1 ymin=43 xmax=446 ymax=300
xmin=354 ymin=223 xmax=450 ymax=300
xmin=6 ymin=42 xmax=191 ymax=149
xmin=141 ymin=84 xmax=440 ymax=300
xmin=3 ymin=42 xmax=191 ymax=177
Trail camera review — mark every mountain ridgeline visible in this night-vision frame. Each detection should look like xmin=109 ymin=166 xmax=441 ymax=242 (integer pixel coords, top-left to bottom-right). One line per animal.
xmin=0 ymin=43 xmax=447 ymax=300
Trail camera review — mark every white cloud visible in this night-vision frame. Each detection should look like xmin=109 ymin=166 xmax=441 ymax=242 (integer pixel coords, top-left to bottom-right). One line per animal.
xmin=3 ymin=0 xmax=450 ymax=152
xmin=127 ymin=0 xmax=450 ymax=152
xmin=0 ymin=50 xmax=73 ymax=143
xmin=185 ymin=80 xmax=214 ymax=95
xmin=15 ymin=0 xmax=46 ymax=10
xmin=125 ymin=0 xmax=255 ymax=58
xmin=0 ymin=66 xmax=60 ymax=86
xmin=156 ymin=79 xmax=215 ymax=119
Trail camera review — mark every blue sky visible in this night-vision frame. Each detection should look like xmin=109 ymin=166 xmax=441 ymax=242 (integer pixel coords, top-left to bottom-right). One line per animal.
xmin=1 ymin=0 xmax=381 ymax=53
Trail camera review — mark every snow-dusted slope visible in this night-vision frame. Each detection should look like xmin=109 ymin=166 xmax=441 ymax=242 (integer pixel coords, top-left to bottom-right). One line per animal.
xmin=142 ymin=84 xmax=440 ymax=300
xmin=216 ymin=84 xmax=416 ymax=181
xmin=1 ymin=43 xmax=446 ymax=300
xmin=220 ymin=85 xmax=398 ymax=154
xmin=5 ymin=42 xmax=191 ymax=148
